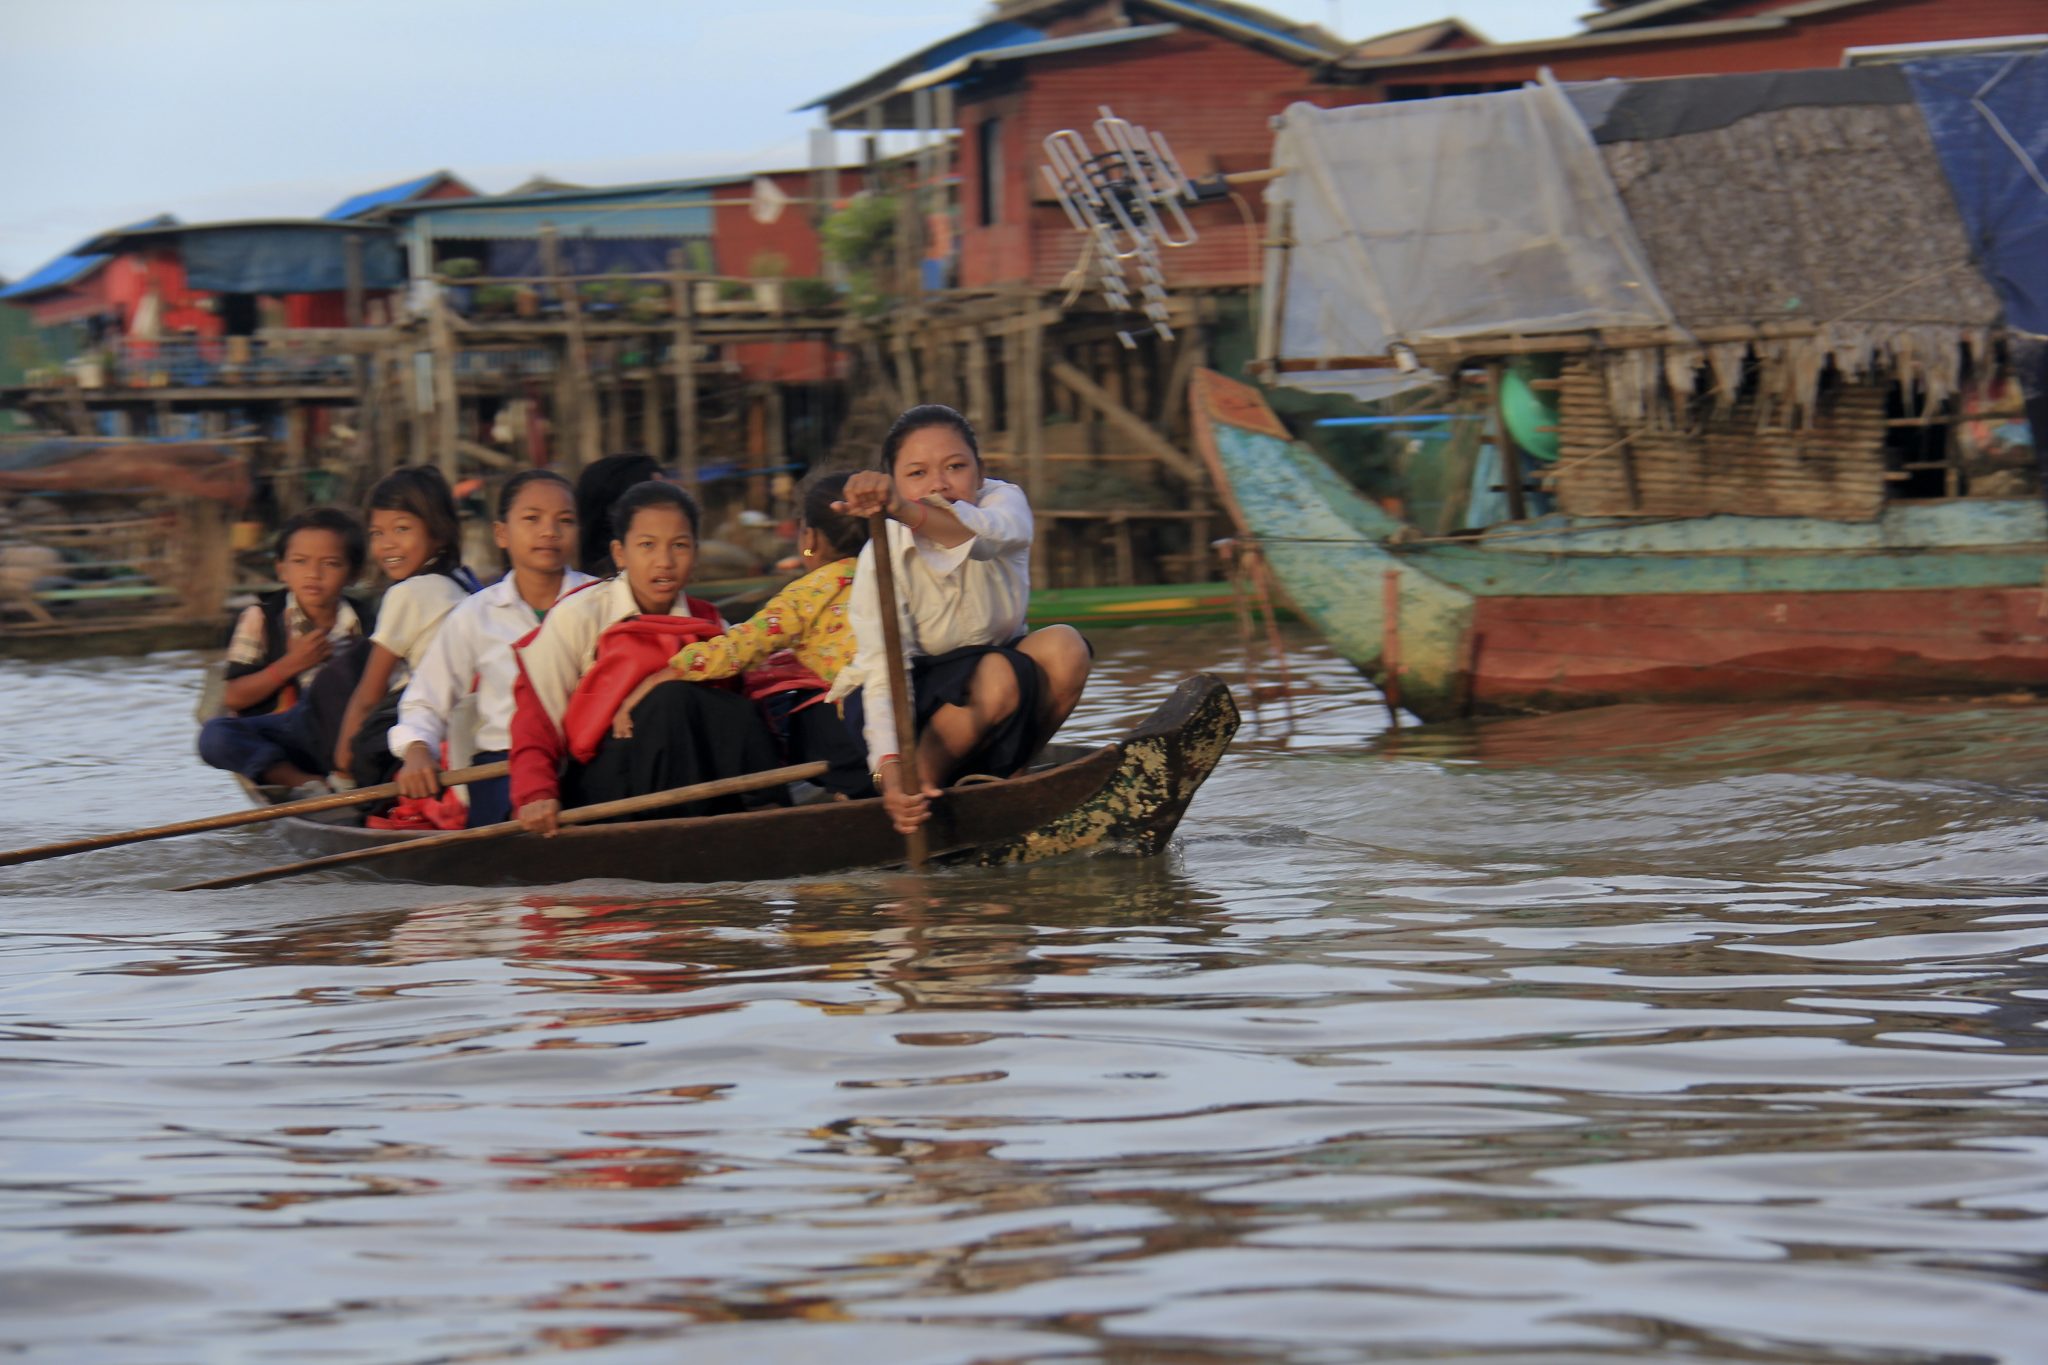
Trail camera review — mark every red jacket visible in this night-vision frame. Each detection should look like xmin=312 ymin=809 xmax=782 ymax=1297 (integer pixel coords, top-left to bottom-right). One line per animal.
xmin=509 ymin=597 xmax=725 ymax=811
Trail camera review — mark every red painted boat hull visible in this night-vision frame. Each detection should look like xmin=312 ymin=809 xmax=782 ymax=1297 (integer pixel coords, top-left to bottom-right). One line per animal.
xmin=1470 ymin=586 xmax=2048 ymax=712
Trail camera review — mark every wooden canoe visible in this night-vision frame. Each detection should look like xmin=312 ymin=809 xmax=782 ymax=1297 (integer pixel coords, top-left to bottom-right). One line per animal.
xmin=247 ymin=673 xmax=1239 ymax=886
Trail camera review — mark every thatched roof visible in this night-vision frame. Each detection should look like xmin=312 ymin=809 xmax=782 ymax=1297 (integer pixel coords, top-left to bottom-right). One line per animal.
xmin=1596 ymin=99 xmax=2003 ymax=335
xmin=1574 ymin=68 xmax=2007 ymax=419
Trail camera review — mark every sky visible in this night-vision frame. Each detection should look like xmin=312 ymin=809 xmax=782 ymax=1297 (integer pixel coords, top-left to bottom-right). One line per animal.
xmin=0 ymin=0 xmax=1593 ymax=281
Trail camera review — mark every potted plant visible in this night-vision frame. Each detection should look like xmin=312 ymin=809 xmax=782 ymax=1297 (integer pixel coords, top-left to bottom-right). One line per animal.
xmin=475 ymin=284 xmax=517 ymax=319
xmin=785 ymin=276 xmax=839 ymax=311
xmin=438 ymin=257 xmax=481 ymax=315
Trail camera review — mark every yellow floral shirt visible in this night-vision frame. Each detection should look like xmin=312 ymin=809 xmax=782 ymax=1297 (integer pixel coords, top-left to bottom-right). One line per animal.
xmin=668 ymin=557 xmax=859 ymax=685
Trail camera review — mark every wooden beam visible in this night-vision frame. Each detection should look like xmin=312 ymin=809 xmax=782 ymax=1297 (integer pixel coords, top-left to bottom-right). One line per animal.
xmin=640 ymin=369 xmax=662 ymax=456
xmin=1046 ymin=359 xmax=1201 ymax=483
xmin=964 ymin=325 xmax=991 ymax=433
xmin=342 ymin=234 xmax=365 ymax=328
xmin=456 ymin=438 xmax=519 ymax=470
xmin=374 ymin=349 xmax=401 ymax=477
xmin=761 ymin=383 xmax=785 ymax=513
xmin=429 ymin=291 xmax=461 ymax=479
xmin=542 ymin=226 xmax=598 ymax=465
xmin=603 ymin=369 xmax=625 ymax=453
xmin=1158 ymin=324 xmax=1205 ymax=431
xmin=667 ymin=249 xmax=699 ymax=488
xmin=891 ymin=324 xmax=920 ymax=404
xmin=280 ymin=401 xmax=306 ymax=516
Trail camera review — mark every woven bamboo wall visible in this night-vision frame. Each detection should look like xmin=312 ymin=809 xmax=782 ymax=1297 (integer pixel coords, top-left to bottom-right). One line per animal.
xmin=1548 ymin=357 xmax=1889 ymax=520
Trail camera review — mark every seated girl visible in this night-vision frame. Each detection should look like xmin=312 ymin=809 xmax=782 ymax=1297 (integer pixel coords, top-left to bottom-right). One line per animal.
xmin=330 ymin=466 xmax=482 ymax=788
xmin=509 ymin=481 xmax=784 ymax=836
xmin=609 ymin=469 xmax=871 ymax=797
xmin=829 ymin=404 xmax=1092 ymax=836
xmin=389 ymin=469 xmax=594 ymax=827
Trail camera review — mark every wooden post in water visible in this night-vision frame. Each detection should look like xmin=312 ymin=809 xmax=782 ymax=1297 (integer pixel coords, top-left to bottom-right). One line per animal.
xmin=1381 ymin=568 xmax=1403 ymax=728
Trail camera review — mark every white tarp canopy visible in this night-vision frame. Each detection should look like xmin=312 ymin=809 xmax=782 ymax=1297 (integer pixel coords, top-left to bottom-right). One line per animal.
xmin=1259 ymin=80 xmax=1674 ymax=397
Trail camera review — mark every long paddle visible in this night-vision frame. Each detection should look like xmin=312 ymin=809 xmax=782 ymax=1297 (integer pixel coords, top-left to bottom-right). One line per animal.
xmin=0 ymin=761 xmax=512 ymax=870
xmin=870 ymin=511 xmax=928 ymax=868
xmin=174 ymin=761 xmax=827 ymax=892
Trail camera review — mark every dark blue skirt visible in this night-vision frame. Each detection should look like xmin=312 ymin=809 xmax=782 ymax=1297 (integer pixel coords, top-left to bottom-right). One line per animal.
xmin=841 ymin=640 xmax=1045 ymax=783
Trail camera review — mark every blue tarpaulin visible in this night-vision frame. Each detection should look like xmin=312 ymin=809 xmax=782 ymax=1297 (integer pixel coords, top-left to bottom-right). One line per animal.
xmin=180 ymin=227 xmax=405 ymax=293
xmin=1907 ymin=53 xmax=2048 ymax=336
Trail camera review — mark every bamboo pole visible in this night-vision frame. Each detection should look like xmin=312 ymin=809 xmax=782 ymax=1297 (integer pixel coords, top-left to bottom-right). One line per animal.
xmin=868 ymin=512 xmax=927 ymax=869
xmin=0 ymin=762 xmax=511 ymax=869
xmin=1021 ymin=309 xmax=1047 ymax=574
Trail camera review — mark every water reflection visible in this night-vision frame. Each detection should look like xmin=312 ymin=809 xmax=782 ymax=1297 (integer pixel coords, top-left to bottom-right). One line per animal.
xmin=3 ymin=630 xmax=2048 ymax=1361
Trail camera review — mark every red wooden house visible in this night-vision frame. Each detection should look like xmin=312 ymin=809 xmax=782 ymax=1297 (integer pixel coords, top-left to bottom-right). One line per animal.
xmin=1335 ymin=0 xmax=2048 ymax=99
xmin=808 ymin=0 xmax=1477 ymax=294
xmin=704 ymin=167 xmax=841 ymax=386
xmin=0 ymin=216 xmax=219 ymax=344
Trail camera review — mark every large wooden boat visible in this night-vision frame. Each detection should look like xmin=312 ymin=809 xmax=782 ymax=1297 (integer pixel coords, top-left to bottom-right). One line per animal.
xmin=247 ymin=673 xmax=1238 ymax=885
xmin=1220 ymin=62 xmax=2048 ymax=722
xmin=1194 ymin=369 xmax=2048 ymax=722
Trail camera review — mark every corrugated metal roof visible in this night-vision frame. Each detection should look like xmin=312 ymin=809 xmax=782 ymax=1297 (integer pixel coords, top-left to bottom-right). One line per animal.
xmin=1146 ymin=0 xmax=1334 ymax=54
xmin=898 ymin=25 xmax=1180 ymax=94
xmin=803 ymin=17 xmax=1043 ymax=113
xmin=83 ymin=218 xmax=395 ymax=251
xmin=0 ymin=215 xmax=177 ymax=301
xmin=325 ymin=171 xmax=465 ymax=221
xmin=402 ymin=182 xmax=716 ymax=241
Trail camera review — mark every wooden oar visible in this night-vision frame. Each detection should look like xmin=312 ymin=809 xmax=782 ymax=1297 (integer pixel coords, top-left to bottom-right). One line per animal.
xmin=174 ymin=761 xmax=827 ymax=892
xmin=870 ymin=511 xmax=928 ymax=868
xmin=0 ymin=761 xmax=512 ymax=870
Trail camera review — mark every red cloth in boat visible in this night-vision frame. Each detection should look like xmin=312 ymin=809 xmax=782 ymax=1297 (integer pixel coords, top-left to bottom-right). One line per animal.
xmin=509 ymin=596 xmax=726 ymax=811
xmin=741 ymin=648 xmax=830 ymax=713
xmin=368 ymin=788 xmax=470 ymax=831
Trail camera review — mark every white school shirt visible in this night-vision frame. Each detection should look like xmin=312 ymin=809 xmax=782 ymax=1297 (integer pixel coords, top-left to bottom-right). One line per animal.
xmin=512 ymin=575 xmax=646 ymax=738
xmin=369 ymin=572 xmax=475 ymax=689
xmin=828 ymin=476 xmax=1033 ymax=768
xmin=388 ymin=569 xmax=595 ymax=758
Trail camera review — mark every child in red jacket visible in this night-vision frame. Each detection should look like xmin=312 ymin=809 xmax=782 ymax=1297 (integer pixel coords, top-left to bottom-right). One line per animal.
xmin=508 ymin=481 xmax=784 ymax=835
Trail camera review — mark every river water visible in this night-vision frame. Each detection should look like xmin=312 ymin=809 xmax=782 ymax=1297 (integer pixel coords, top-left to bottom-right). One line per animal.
xmin=3 ymin=626 xmax=2046 ymax=1363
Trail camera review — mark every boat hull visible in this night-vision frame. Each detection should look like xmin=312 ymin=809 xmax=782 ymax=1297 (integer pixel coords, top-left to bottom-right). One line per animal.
xmin=1470 ymin=585 xmax=2048 ymax=712
xmin=258 ymin=674 xmax=1239 ymax=885
xmin=1190 ymin=367 xmax=2048 ymax=720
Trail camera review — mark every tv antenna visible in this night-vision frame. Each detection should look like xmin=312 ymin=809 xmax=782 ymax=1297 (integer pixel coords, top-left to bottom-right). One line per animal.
xmin=1042 ymin=106 xmax=1202 ymax=346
